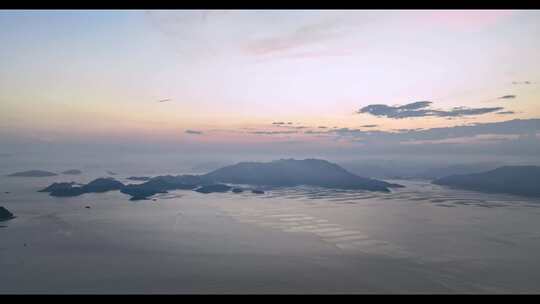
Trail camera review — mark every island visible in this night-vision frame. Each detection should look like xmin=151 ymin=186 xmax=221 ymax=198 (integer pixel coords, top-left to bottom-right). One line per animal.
xmin=62 ymin=169 xmax=82 ymax=175
xmin=38 ymin=182 xmax=83 ymax=197
xmin=121 ymin=185 xmax=166 ymax=201
xmin=126 ymin=176 xmax=151 ymax=181
xmin=40 ymin=158 xmax=404 ymax=200
xmin=40 ymin=178 xmax=125 ymax=197
xmin=82 ymin=178 xmax=125 ymax=193
xmin=122 ymin=175 xmax=209 ymax=200
xmin=415 ymin=163 xmax=500 ymax=180
xmin=204 ymin=159 xmax=402 ymax=191
xmin=432 ymin=166 xmax=540 ymax=198
xmin=194 ymin=184 xmax=232 ymax=194
xmin=0 ymin=206 xmax=15 ymax=221
xmin=8 ymin=170 xmax=58 ymax=177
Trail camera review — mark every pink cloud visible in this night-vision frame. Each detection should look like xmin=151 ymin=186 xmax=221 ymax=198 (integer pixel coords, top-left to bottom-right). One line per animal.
xmin=417 ymin=10 xmax=515 ymax=31
xmin=244 ymin=19 xmax=346 ymax=57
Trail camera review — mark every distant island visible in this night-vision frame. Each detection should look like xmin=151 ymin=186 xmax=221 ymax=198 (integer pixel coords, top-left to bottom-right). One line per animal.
xmin=39 ymin=158 xmax=403 ymax=200
xmin=8 ymin=170 xmax=58 ymax=177
xmin=433 ymin=166 xmax=540 ymax=198
xmin=39 ymin=178 xmax=124 ymax=197
xmin=205 ymin=159 xmax=403 ymax=191
xmin=62 ymin=169 xmax=82 ymax=175
xmin=126 ymin=176 xmax=151 ymax=181
xmin=194 ymin=184 xmax=232 ymax=194
xmin=0 ymin=206 xmax=15 ymax=221
xmin=415 ymin=163 xmax=501 ymax=180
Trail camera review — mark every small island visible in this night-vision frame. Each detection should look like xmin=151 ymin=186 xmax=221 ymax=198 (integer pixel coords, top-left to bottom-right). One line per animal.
xmin=38 ymin=182 xmax=83 ymax=197
xmin=8 ymin=170 xmax=58 ymax=177
xmin=126 ymin=176 xmax=151 ymax=181
xmin=62 ymin=169 xmax=82 ymax=175
xmin=0 ymin=206 xmax=15 ymax=221
xmin=433 ymin=166 xmax=540 ymax=198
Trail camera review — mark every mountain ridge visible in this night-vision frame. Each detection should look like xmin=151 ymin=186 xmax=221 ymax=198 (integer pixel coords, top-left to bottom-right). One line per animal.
xmin=433 ymin=166 xmax=540 ymax=197
xmin=39 ymin=158 xmax=403 ymax=200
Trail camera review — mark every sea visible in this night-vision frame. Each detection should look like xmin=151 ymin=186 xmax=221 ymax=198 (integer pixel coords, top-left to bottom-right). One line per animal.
xmin=1 ymin=154 xmax=540 ymax=293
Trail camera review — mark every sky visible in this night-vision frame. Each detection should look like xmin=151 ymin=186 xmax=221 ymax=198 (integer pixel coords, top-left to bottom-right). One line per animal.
xmin=1 ymin=10 xmax=540 ymax=161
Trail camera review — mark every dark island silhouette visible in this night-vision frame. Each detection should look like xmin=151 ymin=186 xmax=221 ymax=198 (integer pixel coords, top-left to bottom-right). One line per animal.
xmin=120 ymin=175 xmax=210 ymax=200
xmin=0 ymin=206 xmax=15 ymax=221
xmin=194 ymin=184 xmax=232 ymax=194
xmin=39 ymin=178 xmax=124 ymax=197
xmin=433 ymin=166 xmax=540 ymax=198
xmin=62 ymin=169 xmax=82 ymax=175
xmin=83 ymin=178 xmax=125 ymax=193
xmin=40 ymin=159 xmax=403 ymax=200
xmin=204 ymin=159 xmax=402 ymax=190
xmin=8 ymin=170 xmax=58 ymax=177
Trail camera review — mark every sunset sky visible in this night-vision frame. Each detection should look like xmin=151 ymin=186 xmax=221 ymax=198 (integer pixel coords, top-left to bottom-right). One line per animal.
xmin=1 ymin=10 xmax=540 ymax=158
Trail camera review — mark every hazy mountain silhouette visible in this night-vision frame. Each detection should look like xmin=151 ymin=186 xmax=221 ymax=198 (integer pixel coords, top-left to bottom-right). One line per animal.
xmin=190 ymin=161 xmax=226 ymax=173
xmin=62 ymin=169 xmax=82 ymax=175
xmin=433 ymin=166 xmax=540 ymax=197
xmin=204 ymin=159 xmax=402 ymax=191
xmin=416 ymin=163 xmax=501 ymax=180
xmin=8 ymin=170 xmax=58 ymax=177
xmin=126 ymin=176 xmax=151 ymax=181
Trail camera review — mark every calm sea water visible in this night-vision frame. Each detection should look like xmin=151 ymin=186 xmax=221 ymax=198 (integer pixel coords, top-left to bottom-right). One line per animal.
xmin=1 ymin=156 xmax=540 ymax=293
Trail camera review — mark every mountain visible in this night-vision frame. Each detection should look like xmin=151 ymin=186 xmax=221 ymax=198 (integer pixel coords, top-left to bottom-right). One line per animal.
xmin=8 ymin=170 xmax=58 ymax=177
xmin=203 ymin=158 xmax=402 ymax=191
xmin=432 ymin=166 xmax=540 ymax=197
xmin=339 ymin=160 xmax=503 ymax=180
